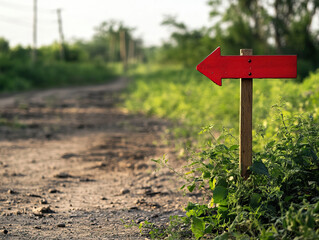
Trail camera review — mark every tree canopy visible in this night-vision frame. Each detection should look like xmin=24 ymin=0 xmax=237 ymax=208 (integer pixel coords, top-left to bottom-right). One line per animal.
xmin=157 ymin=0 xmax=318 ymax=79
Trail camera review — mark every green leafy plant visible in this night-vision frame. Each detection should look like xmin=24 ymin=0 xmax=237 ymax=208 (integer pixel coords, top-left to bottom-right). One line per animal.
xmin=143 ymin=111 xmax=319 ymax=239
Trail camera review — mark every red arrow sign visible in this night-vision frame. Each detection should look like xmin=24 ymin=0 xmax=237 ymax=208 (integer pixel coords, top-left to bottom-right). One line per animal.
xmin=197 ymin=47 xmax=297 ymax=86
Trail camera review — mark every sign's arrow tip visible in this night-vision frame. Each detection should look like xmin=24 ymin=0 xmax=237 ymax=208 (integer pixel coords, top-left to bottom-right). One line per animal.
xmin=196 ymin=47 xmax=223 ymax=86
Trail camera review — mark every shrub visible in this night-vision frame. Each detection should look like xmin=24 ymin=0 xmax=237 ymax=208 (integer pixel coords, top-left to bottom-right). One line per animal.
xmin=148 ymin=110 xmax=319 ymax=239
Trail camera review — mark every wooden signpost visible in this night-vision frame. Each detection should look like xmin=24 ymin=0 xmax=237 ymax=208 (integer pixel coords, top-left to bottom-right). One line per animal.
xmin=197 ymin=47 xmax=297 ymax=178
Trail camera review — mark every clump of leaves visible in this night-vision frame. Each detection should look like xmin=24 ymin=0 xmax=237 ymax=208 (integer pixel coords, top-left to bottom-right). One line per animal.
xmin=144 ymin=111 xmax=319 ymax=239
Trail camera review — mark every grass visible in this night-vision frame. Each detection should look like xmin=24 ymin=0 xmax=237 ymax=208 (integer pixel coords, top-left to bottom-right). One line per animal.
xmin=124 ymin=64 xmax=319 ymax=144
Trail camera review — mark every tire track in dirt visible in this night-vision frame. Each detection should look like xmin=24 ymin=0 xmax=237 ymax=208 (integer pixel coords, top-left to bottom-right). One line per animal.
xmin=0 ymin=78 xmax=200 ymax=239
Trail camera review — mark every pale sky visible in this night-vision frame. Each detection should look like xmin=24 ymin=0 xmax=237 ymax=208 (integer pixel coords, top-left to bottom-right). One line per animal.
xmin=0 ymin=0 xmax=212 ymax=47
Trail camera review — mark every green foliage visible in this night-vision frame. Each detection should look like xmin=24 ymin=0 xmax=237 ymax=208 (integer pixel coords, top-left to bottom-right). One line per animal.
xmin=0 ymin=19 xmax=144 ymax=92
xmin=0 ymin=57 xmax=116 ymax=92
xmin=0 ymin=37 xmax=10 ymax=56
xmin=125 ymin=66 xmax=319 ymax=144
xmin=129 ymin=67 xmax=319 ymax=240
xmin=145 ymin=112 xmax=319 ymax=239
xmin=155 ymin=1 xmax=318 ymax=79
xmin=138 ymin=216 xmax=193 ymax=240
xmin=155 ymin=16 xmax=215 ymax=67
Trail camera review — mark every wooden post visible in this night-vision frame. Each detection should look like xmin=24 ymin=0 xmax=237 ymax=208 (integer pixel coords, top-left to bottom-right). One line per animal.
xmin=240 ymin=49 xmax=253 ymax=179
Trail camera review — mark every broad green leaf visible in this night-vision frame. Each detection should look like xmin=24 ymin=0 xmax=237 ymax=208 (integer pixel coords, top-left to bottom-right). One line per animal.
xmin=216 ymin=178 xmax=228 ymax=188
xmin=202 ymin=171 xmax=211 ymax=179
xmin=212 ymin=186 xmax=228 ymax=204
xmin=250 ymin=161 xmax=269 ymax=176
xmin=187 ymin=183 xmax=196 ymax=192
xmin=229 ymin=145 xmax=239 ymax=151
xmin=250 ymin=193 xmax=261 ymax=209
xmin=191 ymin=216 xmax=205 ymax=239
xmin=204 ymin=224 xmax=214 ymax=234
xmin=186 ymin=209 xmax=195 ymax=217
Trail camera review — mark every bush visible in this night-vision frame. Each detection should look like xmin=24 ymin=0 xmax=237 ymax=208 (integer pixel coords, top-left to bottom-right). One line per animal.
xmin=148 ymin=110 xmax=319 ymax=239
xmin=0 ymin=59 xmax=117 ymax=93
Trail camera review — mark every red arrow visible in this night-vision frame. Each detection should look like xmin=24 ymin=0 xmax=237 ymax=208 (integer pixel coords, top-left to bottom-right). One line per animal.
xmin=197 ymin=47 xmax=297 ymax=86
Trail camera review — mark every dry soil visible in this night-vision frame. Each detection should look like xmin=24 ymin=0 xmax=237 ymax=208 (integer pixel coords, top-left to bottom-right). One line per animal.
xmin=0 ymin=78 xmax=200 ymax=239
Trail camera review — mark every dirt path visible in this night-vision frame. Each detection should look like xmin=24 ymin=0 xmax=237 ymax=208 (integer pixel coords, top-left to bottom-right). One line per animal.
xmin=0 ymin=78 xmax=198 ymax=239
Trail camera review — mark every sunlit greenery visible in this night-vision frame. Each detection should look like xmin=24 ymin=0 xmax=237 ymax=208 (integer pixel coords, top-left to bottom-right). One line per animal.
xmin=0 ymin=20 xmax=142 ymax=92
xmin=125 ymin=65 xmax=319 ymax=141
xmin=1 ymin=1 xmax=318 ymax=238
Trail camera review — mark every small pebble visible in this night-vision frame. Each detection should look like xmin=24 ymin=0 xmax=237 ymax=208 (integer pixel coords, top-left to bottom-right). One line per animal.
xmin=40 ymin=199 xmax=48 ymax=204
xmin=57 ymin=223 xmax=65 ymax=228
xmin=48 ymin=189 xmax=59 ymax=194
xmin=129 ymin=206 xmax=139 ymax=210
xmin=3 ymin=229 xmax=8 ymax=234
xmin=121 ymin=189 xmax=130 ymax=195
xmin=7 ymin=189 xmax=17 ymax=194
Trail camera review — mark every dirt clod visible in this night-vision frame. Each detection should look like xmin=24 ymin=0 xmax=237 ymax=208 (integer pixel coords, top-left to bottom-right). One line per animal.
xmin=40 ymin=199 xmax=48 ymax=204
xmin=7 ymin=189 xmax=18 ymax=194
xmin=54 ymin=172 xmax=74 ymax=178
xmin=57 ymin=223 xmax=66 ymax=228
xmin=33 ymin=206 xmax=55 ymax=216
xmin=48 ymin=189 xmax=60 ymax=194
xmin=121 ymin=189 xmax=130 ymax=195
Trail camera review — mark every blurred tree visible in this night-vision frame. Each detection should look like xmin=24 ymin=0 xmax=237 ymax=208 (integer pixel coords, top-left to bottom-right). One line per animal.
xmin=208 ymin=0 xmax=319 ymax=78
xmin=83 ymin=20 xmax=143 ymax=69
xmin=9 ymin=45 xmax=31 ymax=61
xmin=159 ymin=16 xmax=216 ymax=66
xmin=0 ymin=38 xmax=10 ymax=55
xmin=208 ymin=0 xmax=271 ymax=54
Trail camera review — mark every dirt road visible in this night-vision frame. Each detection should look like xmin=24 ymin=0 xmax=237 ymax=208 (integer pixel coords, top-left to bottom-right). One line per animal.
xmin=0 ymin=78 xmax=198 ymax=239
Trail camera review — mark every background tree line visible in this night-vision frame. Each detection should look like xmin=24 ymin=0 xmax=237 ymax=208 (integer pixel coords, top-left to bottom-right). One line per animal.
xmin=152 ymin=0 xmax=318 ymax=80
xmin=0 ymin=20 xmax=144 ymax=64
xmin=0 ymin=20 xmax=144 ymax=92
xmin=0 ymin=0 xmax=318 ymax=92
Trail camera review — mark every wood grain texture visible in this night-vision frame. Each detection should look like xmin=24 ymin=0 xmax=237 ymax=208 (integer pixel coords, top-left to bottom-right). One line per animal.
xmin=240 ymin=49 xmax=253 ymax=179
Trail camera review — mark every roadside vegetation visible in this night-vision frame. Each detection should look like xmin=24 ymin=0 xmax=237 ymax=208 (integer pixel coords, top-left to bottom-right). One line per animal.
xmin=0 ymin=20 xmax=143 ymax=92
xmin=125 ymin=66 xmax=319 ymax=142
xmin=1 ymin=0 xmax=318 ymax=238
xmin=124 ymin=0 xmax=319 ymax=239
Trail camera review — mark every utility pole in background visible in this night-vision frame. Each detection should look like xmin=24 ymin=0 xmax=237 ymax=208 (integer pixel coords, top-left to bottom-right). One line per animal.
xmin=32 ymin=0 xmax=37 ymax=63
xmin=57 ymin=9 xmax=65 ymax=61
xmin=120 ymin=30 xmax=127 ymax=72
